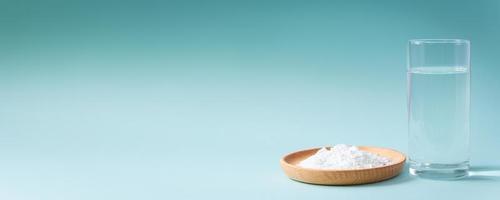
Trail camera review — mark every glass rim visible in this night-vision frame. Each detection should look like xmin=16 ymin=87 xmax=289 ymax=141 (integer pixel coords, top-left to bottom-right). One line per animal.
xmin=409 ymin=39 xmax=470 ymax=45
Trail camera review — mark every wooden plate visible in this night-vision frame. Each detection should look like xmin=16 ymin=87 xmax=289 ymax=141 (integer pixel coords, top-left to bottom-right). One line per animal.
xmin=280 ymin=146 xmax=406 ymax=185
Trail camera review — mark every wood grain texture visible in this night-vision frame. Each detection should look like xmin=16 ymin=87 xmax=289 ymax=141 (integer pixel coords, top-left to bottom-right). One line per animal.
xmin=280 ymin=146 xmax=406 ymax=185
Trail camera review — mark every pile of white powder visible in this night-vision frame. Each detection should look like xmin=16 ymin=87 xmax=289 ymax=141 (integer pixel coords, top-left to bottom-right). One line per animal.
xmin=298 ymin=144 xmax=392 ymax=169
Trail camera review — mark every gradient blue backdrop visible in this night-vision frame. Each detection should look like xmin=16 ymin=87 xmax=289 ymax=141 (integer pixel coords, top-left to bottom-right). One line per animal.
xmin=0 ymin=0 xmax=499 ymax=199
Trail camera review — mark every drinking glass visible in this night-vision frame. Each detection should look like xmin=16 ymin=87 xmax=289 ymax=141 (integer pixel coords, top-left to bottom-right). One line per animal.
xmin=407 ymin=39 xmax=470 ymax=179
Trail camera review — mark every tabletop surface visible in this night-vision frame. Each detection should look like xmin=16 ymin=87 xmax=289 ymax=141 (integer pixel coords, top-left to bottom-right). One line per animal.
xmin=1 ymin=0 xmax=499 ymax=199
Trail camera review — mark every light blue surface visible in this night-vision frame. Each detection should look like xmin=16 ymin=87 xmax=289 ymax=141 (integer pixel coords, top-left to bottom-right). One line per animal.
xmin=0 ymin=0 xmax=499 ymax=199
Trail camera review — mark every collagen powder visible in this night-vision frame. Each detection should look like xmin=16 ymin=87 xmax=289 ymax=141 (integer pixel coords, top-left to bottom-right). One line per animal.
xmin=298 ymin=144 xmax=392 ymax=169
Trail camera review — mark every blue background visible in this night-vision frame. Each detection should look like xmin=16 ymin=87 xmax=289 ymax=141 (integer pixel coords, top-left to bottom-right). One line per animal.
xmin=0 ymin=0 xmax=499 ymax=199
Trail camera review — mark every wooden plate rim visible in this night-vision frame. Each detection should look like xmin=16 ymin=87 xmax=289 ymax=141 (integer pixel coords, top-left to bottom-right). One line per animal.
xmin=280 ymin=146 xmax=406 ymax=172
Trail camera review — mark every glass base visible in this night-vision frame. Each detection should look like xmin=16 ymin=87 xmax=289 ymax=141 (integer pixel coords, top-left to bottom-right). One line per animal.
xmin=409 ymin=160 xmax=469 ymax=180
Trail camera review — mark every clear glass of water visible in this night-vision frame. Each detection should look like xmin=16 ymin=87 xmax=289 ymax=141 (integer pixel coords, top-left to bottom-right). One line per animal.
xmin=407 ymin=39 xmax=470 ymax=179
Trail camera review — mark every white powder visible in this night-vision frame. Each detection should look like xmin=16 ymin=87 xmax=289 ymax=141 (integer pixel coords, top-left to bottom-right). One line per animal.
xmin=298 ymin=144 xmax=392 ymax=169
